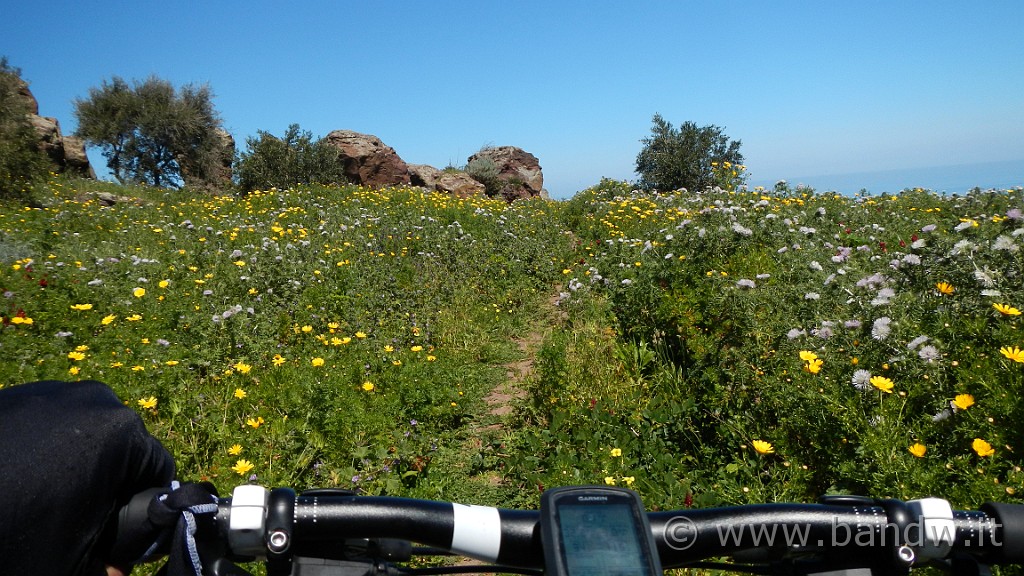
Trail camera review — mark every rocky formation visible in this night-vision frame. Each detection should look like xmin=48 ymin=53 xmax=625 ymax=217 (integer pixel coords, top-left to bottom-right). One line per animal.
xmin=15 ymin=79 xmax=95 ymax=179
xmin=323 ymin=130 xmax=410 ymax=188
xmin=408 ymin=164 xmax=441 ymax=189
xmin=435 ymin=171 xmax=486 ymax=197
xmin=467 ymin=146 xmax=545 ymax=201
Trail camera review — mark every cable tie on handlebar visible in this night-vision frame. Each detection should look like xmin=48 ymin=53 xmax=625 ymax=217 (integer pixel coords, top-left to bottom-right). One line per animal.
xmin=147 ymin=480 xmax=219 ymax=576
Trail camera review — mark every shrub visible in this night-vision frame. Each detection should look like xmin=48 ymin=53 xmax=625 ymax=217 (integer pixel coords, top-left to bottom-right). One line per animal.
xmin=0 ymin=57 xmax=49 ymax=202
xmin=635 ymin=113 xmax=744 ymax=192
xmin=465 ymin=154 xmax=502 ymax=197
xmin=235 ymin=124 xmax=346 ymax=192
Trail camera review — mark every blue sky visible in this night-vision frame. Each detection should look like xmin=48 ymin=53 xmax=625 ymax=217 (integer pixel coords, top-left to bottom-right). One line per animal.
xmin=3 ymin=1 xmax=1022 ymax=199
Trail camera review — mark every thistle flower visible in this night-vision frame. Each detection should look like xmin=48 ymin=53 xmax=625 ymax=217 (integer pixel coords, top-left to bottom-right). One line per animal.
xmin=871 ymin=317 xmax=892 ymax=341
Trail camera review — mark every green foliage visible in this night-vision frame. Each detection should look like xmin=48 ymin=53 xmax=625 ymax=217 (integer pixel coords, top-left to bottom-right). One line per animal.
xmin=635 ymin=113 xmax=744 ymax=192
xmin=235 ymin=124 xmax=346 ymax=192
xmin=507 ymin=181 xmax=1024 ymax=512
xmin=0 ymin=58 xmax=49 ymax=202
xmin=465 ymin=153 xmax=502 ymax=196
xmin=73 ymin=75 xmax=223 ymax=188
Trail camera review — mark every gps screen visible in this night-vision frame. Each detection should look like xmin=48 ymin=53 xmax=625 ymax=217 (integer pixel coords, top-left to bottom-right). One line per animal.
xmin=557 ymin=502 xmax=654 ymax=576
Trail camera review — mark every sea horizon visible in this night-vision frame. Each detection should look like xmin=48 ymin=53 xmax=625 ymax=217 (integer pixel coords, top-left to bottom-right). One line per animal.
xmin=750 ymin=158 xmax=1024 ymax=196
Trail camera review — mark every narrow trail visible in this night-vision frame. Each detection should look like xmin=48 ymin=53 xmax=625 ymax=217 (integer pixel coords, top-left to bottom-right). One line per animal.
xmin=463 ymin=286 xmax=565 ymax=482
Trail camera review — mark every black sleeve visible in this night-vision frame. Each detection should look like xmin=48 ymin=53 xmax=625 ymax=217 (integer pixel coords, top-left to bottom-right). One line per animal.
xmin=0 ymin=380 xmax=176 ymax=576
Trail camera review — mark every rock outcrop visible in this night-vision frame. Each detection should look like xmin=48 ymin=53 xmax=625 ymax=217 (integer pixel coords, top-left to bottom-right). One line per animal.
xmin=323 ymin=130 xmax=410 ymax=188
xmin=435 ymin=171 xmax=486 ymax=197
xmin=14 ymin=79 xmax=95 ymax=179
xmin=466 ymin=146 xmax=544 ymax=201
xmin=408 ymin=164 xmax=441 ymax=189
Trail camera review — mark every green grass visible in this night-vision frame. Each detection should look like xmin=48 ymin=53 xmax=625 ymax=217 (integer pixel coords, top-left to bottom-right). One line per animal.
xmin=3 ymin=175 xmax=1024 ymax=520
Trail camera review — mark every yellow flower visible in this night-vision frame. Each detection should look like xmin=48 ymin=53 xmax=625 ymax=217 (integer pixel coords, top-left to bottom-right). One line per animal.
xmin=355 ymin=331 xmax=367 ymax=339
xmin=233 ymin=260 xmax=246 ymax=267
xmin=870 ymin=375 xmax=894 ymax=393
xmin=234 ymin=388 xmax=247 ymax=399
xmin=311 ymin=357 xmax=325 ymax=367
xmin=231 ymin=459 xmax=255 ymax=476
xmin=610 ymin=448 xmax=622 ymax=457
xmin=604 ymin=476 xmax=616 ymax=486
xmin=101 ymin=314 xmax=117 ymax=325
xmin=272 ymin=354 xmax=286 ymax=366
xmin=126 ymin=314 xmax=142 ymax=321
xmin=133 ymin=287 xmax=146 ymax=298
xmin=165 ymin=360 xmax=179 ymax=366
xmin=994 ymin=303 xmax=1022 ymax=316
xmin=340 ymin=337 xmax=352 ymax=344
xmin=67 ymin=351 xmax=86 ymax=361
xmin=246 ymin=416 xmax=265 ymax=429
xmin=622 ymin=476 xmax=635 ymax=487
xmin=233 ymin=362 xmax=252 ymax=374
xmin=935 ymin=282 xmax=954 ymax=295
xmin=131 ymin=365 xmax=145 ymax=372
xmin=804 ymin=358 xmax=823 ymax=374
xmin=383 ymin=345 xmax=395 ymax=353
xmin=908 ymin=443 xmax=927 ymax=458
xmin=362 ymin=381 xmax=375 ymax=392
xmin=158 ymin=280 xmax=169 ymax=289
xmin=426 ymin=355 xmax=436 ymax=362
xmin=301 ymin=325 xmax=313 ymax=333
xmin=70 ymin=303 xmax=93 ymax=311
xmin=138 ymin=396 xmax=158 ymax=410
xmin=953 ymin=394 xmax=975 ymax=411
xmin=228 ymin=444 xmax=243 ymax=455
xmin=752 ymin=440 xmax=775 ymax=455
xmin=68 ymin=366 xmax=80 ymax=375
xmin=411 ymin=345 xmax=423 ymax=352
xmin=972 ymin=438 xmax=995 ymax=457
xmin=799 ymin=350 xmax=818 ymax=362
xmin=1000 ymin=346 xmax=1024 ymax=363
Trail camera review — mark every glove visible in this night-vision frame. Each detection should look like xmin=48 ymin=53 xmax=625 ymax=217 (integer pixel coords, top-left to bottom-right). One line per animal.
xmin=0 ymin=380 xmax=175 ymax=576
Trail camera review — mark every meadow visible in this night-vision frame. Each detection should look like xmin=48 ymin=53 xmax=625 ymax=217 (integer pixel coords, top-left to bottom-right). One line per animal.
xmin=2 ymin=176 xmax=1023 ymax=517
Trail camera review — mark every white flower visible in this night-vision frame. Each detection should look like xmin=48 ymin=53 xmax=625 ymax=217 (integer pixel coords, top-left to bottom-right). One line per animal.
xmin=851 ymin=369 xmax=872 ymax=391
xmin=992 ymin=235 xmax=1019 ymax=252
xmin=871 ymin=317 xmax=892 ymax=341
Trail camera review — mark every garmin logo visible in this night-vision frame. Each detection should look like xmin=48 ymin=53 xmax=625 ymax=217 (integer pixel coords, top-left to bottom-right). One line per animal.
xmin=577 ymin=496 xmax=609 ymax=502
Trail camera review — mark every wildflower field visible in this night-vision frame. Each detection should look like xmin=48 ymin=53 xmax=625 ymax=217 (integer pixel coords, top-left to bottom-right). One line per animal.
xmin=2 ymin=177 xmax=1023 ymax=516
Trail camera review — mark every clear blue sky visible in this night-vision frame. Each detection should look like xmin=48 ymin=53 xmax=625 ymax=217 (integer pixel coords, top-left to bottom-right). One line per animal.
xmin=3 ymin=1 xmax=1022 ymax=198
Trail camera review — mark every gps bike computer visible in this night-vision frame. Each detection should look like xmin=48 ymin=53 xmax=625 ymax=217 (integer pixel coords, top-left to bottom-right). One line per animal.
xmin=540 ymin=486 xmax=662 ymax=576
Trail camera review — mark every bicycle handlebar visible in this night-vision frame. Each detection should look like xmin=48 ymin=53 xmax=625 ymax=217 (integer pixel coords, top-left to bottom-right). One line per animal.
xmin=116 ymin=484 xmax=1024 ymax=575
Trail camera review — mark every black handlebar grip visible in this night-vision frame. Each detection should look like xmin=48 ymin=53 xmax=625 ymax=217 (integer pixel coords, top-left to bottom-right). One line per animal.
xmin=980 ymin=502 xmax=1024 ymax=563
xmin=108 ymin=487 xmax=171 ymax=566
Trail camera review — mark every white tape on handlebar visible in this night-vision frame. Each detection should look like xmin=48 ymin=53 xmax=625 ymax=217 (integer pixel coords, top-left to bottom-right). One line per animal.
xmin=450 ymin=503 xmax=502 ymax=562
xmin=908 ymin=497 xmax=954 ymax=560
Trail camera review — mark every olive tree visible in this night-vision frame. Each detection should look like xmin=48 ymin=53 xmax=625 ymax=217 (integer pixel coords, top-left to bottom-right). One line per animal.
xmin=635 ymin=114 xmax=744 ymax=192
xmin=74 ymin=76 xmax=223 ymax=188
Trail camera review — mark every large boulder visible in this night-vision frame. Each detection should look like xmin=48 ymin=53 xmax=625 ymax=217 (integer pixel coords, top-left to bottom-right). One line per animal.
xmin=408 ymin=164 xmax=441 ymax=189
xmin=466 ymin=146 xmax=544 ymax=201
xmin=436 ymin=171 xmax=486 ymax=197
xmin=323 ymin=130 xmax=410 ymax=188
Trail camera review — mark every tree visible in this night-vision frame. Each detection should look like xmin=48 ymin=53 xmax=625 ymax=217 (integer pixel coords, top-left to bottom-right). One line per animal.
xmin=635 ymin=114 xmax=744 ymax=192
xmin=235 ymin=124 xmax=346 ymax=192
xmin=0 ymin=57 xmax=49 ymax=201
xmin=73 ymin=76 xmax=223 ymax=188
